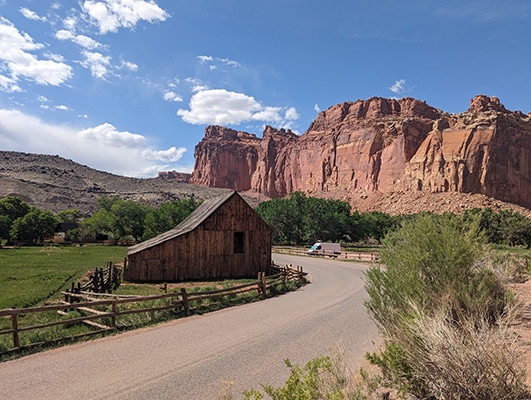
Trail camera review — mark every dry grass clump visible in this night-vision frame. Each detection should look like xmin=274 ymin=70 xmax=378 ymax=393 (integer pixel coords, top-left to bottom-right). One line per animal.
xmin=392 ymin=304 xmax=528 ymax=400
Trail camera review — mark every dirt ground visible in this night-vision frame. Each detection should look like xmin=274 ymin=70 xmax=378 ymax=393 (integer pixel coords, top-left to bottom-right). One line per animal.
xmin=511 ymin=279 xmax=531 ymax=385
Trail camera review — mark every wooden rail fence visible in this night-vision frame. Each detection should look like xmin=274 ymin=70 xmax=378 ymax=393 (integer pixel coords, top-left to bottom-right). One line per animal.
xmin=68 ymin=261 xmax=123 ymax=296
xmin=273 ymin=246 xmax=380 ymax=262
xmin=0 ymin=263 xmax=305 ymax=355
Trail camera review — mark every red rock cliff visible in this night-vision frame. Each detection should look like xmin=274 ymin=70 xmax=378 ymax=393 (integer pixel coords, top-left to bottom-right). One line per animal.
xmin=190 ymin=96 xmax=531 ymax=210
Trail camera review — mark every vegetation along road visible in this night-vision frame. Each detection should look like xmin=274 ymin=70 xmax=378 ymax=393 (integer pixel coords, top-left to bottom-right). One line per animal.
xmin=0 ymin=254 xmax=378 ymax=399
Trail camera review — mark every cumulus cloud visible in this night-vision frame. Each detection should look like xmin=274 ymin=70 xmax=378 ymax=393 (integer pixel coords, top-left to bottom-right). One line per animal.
xmin=390 ymin=79 xmax=406 ymax=94
xmin=284 ymin=107 xmax=299 ymax=120
xmin=177 ymin=89 xmax=299 ymax=128
xmin=80 ymin=50 xmax=111 ymax=78
xmin=19 ymin=8 xmax=47 ymax=22
xmin=79 ymin=123 xmax=146 ymax=147
xmin=55 ymin=29 xmax=102 ymax=50
xmin=314 ymin=103 xmax=321 ymax=113
xmin=82 ymin=0 xmax=170 ymax=34
xmin=0 ymin=17 xmax=72 ymax=90
xmin=163 ymin=90 xmax=183 ymax=102
xmin=197 ymin=55 xmax=213 ymax=63
xmin=0 ymin=109 xmax=188 ymax=177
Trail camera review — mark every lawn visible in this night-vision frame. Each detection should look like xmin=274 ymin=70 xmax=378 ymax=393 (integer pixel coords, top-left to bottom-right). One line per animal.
xmin=0 ymin=244 xmax=128 ymax=309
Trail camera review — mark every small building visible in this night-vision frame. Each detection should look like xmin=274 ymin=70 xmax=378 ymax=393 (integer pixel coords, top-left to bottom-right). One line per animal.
xmin=53 ymin=222 xmax=79 ymax=243
xmin=124 ymin=191 xmax=272 ymax=282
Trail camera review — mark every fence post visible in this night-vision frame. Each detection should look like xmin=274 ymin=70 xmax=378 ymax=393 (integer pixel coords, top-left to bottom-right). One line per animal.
xmin=259 ymin=272 xmax=267 ymax=298
xmin=111 ymin=299 xmax=117 ymax=328
xmin=297 ymin=266 xmax=304 ymax=283
xmin=11 ymin=312 xmax=19 ymax=349
xmin=180 ymin=288 xmax=189 ymax=315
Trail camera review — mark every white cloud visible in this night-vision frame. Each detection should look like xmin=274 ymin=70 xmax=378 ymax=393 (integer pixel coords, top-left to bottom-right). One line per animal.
xmin=177 ymin=89 xmax=261 ymax=125
xmin=163 ymin=90 xmax=183 ymax=102
xmin=55 ymin=105 xmax=70 ymax=111
xmin=197 ymin=55 xmax=213 ymax=63
xmin=80 ymin=50 xmax=111 ymax=78
xmin=82 ymin=0 xmax=170 ymax=34
xmin=314 ymin=103 xmax=321 ymax=113
xmin=55 ymin=29 xmax=102 ymax=50
xmin=219 ymin=57 xmax=240 ymax=67
xmin=285 ymin=107 xmax=299 ymax=120
xmin=19 ymin=8 xmax=47 ymax=22
xmin=177 ymin=89 xmax=299 ymax=128
xmin=0 ymin=74 xmax=21 ymax=93
xmin=196 ymin=55 xmax=241 ymax=69
xmin=251 ymin=107 xmax=283 ymax=123
xmin=79 ymin=123 xmax=146 ymax=148
xmin=390 ymin=79 xmax=406 ymax=94
xmin=119 ymin=60 xmax=138 ymax=71
xmin=140 ymin=147 xmax=186 ymax=162
xmin=184 ymin=77 xmax=208 ymax=92
xmin=63 ymin=16 xmax=78 ymax=31
xmin=0 ymin=109 xmax=188 ymax=177
xmin=0 ymin=17 xmax=73 ymax=89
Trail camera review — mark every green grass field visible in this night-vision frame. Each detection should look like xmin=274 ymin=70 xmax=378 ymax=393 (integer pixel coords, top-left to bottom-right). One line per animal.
xmin=0 ymin=245 xmax=128 ymax=309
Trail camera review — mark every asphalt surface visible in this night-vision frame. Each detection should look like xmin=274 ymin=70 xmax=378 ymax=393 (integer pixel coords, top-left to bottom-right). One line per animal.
xmin=0 ymin=254 xmax=378 ymax=399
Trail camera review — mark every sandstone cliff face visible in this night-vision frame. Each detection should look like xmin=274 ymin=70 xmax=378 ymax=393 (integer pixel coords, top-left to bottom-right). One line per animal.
xmin=191 ymin=95 xmax=531 ymax=210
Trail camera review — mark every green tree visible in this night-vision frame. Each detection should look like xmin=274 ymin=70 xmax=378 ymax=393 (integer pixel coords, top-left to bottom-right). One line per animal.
xmin=10 ymin=208 xmax=58 ymax=245
xmin=301 ymin=196 xmax=352 ymax=244
xmin=109 ymin=199 xmax=149 ymax=241
xmin=143 ymin=197 xmax=202 ymax=239
xmin=82 ymin=208 xmax=113 ymax=239
xmin=0 ymin=196 xmax=31 ymax=243
xmin=56 ymin=208 xmax=82 ymax=223
xmin=0 ymin=215 xmax=11 ymax=242
xmin=358 ymin=211 xmax=400 ymax=243
xmin=257 ymin=192 xmax=362 ymax=245
xmin=256 ymin=197 xmax=302 ymax=245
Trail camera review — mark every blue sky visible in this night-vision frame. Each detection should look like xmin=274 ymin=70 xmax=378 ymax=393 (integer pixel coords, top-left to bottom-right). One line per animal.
xmin=0 ymin=1 xmax=530 ymax=177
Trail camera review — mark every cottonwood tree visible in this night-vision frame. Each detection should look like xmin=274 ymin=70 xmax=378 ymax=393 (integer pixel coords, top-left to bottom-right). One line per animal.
xmin=0 ymin=196 xmax=31 ymax=243
xmin=143 ymin=197 xmax=202 ymax=240
xmin=10 ymin=208 xmax=58 ymax=245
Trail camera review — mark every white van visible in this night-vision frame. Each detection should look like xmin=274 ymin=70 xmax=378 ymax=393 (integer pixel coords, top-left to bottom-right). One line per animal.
xmin=307 ymin=242 xmax=341 ymax=258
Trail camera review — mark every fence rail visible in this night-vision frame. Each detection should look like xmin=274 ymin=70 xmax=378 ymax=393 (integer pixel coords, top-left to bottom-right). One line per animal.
xmin=0 ymin=263 xmax=305 ymax=355
xmin=273 ymin=246 xmax=379 ymax=262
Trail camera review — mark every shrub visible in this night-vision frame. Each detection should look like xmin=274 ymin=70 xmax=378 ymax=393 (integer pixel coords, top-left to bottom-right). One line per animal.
xmin=243 ymin=357 xmax=345 ymax=400
xmin=364 ymin=214 xmax=529 ymax=398
xmin=395 ymin=304 xmax=528 ymax=400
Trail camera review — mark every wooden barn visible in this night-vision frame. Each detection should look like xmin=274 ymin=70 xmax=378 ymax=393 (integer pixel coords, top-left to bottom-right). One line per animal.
xmin=124 ymin=191 xmax=272 ymax=282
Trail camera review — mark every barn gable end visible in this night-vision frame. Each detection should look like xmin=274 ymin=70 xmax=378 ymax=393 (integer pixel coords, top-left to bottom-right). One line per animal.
xmin=124 ymin=191 xmax=272 ymax=282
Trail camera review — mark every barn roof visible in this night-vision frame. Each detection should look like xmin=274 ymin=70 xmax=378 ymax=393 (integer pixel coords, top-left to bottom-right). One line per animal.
xmin=127 ymin=190 xmax=236 ymax=256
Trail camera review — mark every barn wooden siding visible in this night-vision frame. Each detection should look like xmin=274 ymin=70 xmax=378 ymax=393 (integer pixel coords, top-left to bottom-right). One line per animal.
xmin=124 ymin=191 xmax=272 ymax=282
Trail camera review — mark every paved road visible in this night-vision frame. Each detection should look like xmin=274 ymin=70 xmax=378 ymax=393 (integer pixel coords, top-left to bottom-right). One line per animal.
xmin=0 ymin=254 xmax=378 ymax=399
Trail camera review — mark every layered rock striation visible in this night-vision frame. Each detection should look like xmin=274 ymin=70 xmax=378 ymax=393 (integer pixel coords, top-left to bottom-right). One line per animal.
xmin=191 ymin=95 xmax=531 ymax=210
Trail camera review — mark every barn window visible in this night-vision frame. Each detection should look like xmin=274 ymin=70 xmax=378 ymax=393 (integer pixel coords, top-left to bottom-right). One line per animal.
xmin=234 ymin=232 xmax=244 ymax=254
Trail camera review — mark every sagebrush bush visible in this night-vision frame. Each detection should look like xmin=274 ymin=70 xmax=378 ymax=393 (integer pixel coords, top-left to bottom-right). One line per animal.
xmin=364 ymin=214 xmax=529 ymax=399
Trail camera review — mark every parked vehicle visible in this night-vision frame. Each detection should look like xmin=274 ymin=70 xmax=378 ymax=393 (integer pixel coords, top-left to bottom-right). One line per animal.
xmin=307 ymin=242 xmax=341 ymax=258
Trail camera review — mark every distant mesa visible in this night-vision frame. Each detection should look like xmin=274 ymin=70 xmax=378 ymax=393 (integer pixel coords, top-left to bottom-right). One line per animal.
xmin=157 ymin=170 xmax=191 ymax=183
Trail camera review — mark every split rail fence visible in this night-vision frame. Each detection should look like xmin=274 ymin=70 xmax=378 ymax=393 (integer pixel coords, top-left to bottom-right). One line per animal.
xmin=0 ymin=263 xmax=305 ymax=355
xmin=273 ymin=246 xmax=379 ymax=262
